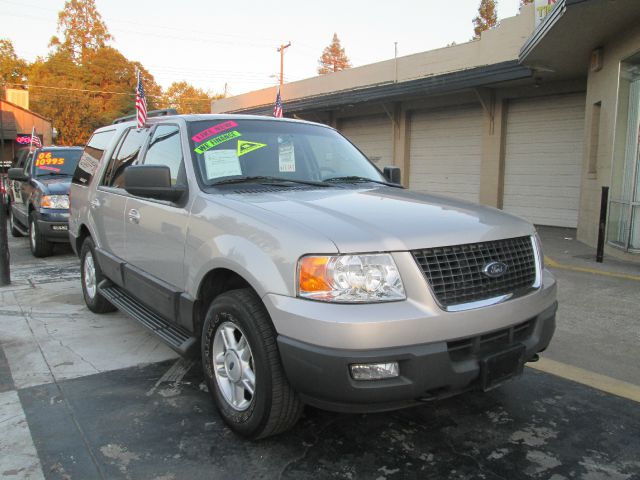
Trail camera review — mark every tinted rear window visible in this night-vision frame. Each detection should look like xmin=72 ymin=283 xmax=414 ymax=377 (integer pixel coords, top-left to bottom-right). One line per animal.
xmin=73 ymin=129 xmax=116 ymax=186
xmin=33 ymin=149 xmax=82 ymax=177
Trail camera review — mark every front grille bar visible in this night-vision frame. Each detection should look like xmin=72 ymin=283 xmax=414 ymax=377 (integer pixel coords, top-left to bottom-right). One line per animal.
xmin=413 ymin=236 xmax=538 ymax=310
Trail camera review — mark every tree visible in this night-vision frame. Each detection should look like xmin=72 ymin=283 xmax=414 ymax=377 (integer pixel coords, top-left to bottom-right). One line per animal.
xmin=29 ymin=47 xmax=163 ymax=145
xmin=29 ymin=51 xmax=94 ymax=145
xmin=317 ymin=33 xmax=351 ymax=75
xmin=163 ymin=81 xmax=220 ymax=114
xmin=49 ymin=0 xmax=112 ymax=64
xmin=473 ymin=0 xmax=498 ymax=39
xmin=520 ymin=0 xmax=534 ymax=6
xmin=0 ymin=39 xmax=27 ymax=85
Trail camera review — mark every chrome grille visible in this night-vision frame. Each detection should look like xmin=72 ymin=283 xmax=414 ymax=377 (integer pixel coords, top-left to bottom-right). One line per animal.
xmin=412 ymin=236 xmax=537 ymax=308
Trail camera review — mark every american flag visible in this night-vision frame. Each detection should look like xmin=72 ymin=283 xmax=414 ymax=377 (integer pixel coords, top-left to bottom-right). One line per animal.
xmin=273 ymin=88 xmax=283 ymax=118
xmin=135 ymin=71 xmax=148 ymax=128
xmin=29 ymin=127 xmax=42 ymax=149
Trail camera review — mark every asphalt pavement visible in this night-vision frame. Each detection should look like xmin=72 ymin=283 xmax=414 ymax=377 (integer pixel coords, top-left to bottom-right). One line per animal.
xmin=1 ymin=226 xmax=639 ymax=480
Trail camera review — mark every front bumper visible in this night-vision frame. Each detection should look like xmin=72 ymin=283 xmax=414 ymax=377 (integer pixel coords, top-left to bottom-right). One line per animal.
xmin=278 ymin=301 xmax=557 ymax=413
xmin=36 ymin=209 xmax=70 ymax=242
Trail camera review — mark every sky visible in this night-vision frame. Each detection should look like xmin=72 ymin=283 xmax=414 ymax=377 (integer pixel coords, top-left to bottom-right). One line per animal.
xmin=1 ymin=0 xmax=523 ymax=96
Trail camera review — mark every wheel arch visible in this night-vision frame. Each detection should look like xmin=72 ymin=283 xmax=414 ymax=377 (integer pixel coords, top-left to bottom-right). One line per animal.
xmin=193 ymin=267 xmax=257 ymax=336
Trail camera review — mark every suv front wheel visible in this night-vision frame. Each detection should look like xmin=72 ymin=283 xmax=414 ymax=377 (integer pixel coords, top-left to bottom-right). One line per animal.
xmin=202 ymin=288 xmax=303 ymax=439
xmin=29 ymin=213 xmax=53 ymax=257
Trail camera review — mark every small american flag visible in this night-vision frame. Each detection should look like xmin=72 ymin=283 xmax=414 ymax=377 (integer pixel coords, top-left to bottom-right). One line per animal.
xmin=135 ymin=71 xmax=148 ymax=128
xmin=29 ymin=127 xmax=42 ymax=149
xmin=273 ymin=88 xmax=283 ymax=118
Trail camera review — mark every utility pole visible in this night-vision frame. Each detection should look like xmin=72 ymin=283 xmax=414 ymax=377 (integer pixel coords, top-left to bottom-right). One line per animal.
xmin=277 ymin=42 xmax=291 ymax=89
xmin=0 ymin=94 xmax=10 ymax=286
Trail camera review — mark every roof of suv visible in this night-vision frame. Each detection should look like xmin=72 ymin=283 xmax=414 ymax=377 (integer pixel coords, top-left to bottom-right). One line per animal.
xmin=36 ymin=146 xmax=84 ymax=150
xmin=101 ymin=113 xmax=330 ymax=132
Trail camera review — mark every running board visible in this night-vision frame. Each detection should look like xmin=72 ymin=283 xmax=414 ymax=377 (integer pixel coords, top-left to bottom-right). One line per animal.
xmin=98 ymin=281 xmax=197 ymax=356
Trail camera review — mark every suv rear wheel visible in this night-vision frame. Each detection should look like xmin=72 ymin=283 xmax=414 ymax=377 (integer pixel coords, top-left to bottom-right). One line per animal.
xmin=202 ymin=288 xmax=303 ymax=439
xmin=29 ymin=213 xmax=53 ymax=257
xmin=80 ymin=237 xmax=116 ymax=313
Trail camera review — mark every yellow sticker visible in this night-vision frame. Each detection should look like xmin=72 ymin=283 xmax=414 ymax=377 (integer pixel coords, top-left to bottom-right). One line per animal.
xmin=237 ymin=140 xmax=267 ymax=157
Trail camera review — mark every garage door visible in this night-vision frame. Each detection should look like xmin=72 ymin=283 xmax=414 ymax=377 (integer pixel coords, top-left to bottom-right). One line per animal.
xmin=339 ymin=115 xmax=392 ymax=168
xmin=409 ymin=105 xmax=483 ymax=203
xmin=503 ymin=94 xmax=585 ymax=227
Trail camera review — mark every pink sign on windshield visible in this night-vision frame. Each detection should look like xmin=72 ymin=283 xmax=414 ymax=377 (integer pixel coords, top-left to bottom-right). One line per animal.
xmin=192 ymin=121 xmax=239 ymax=143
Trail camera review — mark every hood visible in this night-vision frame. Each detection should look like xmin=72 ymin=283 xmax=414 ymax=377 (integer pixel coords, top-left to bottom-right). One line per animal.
xmin=36 ymin=176 xmax=71 ymax=195
xmin=221 ymin=186 xmax=535 ymax=252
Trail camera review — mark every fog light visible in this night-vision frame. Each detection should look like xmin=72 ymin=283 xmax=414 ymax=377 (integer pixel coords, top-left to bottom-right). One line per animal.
xmin=350 ymin=362 xmax=399 ymax=380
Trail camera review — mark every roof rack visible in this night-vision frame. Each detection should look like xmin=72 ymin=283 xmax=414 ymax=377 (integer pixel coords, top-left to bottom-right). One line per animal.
xmin=112 ymin=108 xmax=178 ymax=124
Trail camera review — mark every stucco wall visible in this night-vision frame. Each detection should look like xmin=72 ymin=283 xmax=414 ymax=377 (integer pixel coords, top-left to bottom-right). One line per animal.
xmin=577 ymin=25 xmax=640 ymax=256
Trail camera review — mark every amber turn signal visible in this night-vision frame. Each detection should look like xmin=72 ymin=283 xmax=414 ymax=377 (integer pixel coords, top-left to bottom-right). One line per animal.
xmin=298 ymin=256 xmax=331 ymax=293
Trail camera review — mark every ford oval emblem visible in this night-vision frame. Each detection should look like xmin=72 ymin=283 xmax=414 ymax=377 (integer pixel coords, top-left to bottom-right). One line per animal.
xmin=483 ymin=261 xmax=508 ymax=278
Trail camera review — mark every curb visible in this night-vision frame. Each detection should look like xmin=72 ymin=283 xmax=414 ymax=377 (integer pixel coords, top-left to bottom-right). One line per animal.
xmin=544 ymin=256 xmax=640 ymax=281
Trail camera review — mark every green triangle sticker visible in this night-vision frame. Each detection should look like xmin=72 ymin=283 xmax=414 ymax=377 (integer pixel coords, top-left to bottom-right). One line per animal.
xmin=237 ymin=140 xmax=267 ymax=157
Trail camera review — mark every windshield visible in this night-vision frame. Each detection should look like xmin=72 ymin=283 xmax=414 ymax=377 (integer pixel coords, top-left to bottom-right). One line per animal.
xmin=187 ymin=119 xmax=385 ymax=186
xmin=33 ymin=149 xmax=82 ymax=177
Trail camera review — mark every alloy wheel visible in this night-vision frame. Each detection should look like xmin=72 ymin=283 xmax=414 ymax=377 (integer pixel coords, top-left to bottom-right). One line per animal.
xmin=83 ymin=251 xmax=97 ymax=300
xmin=212 ymin=321 xmax=256 ymax=411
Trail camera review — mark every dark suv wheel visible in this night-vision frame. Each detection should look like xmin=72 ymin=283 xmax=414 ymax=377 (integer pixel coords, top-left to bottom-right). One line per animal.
xmin=29 ymin=213 xmax=53 ymax=257
xmin=202 ymin=288 xmax=303 ymax=439
xmin=9 ymin=208 xmax=23 ymax=237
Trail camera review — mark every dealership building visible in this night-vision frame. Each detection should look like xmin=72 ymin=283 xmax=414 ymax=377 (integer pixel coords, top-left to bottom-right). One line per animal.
xmin=212 ymin=0 xmax=640 ymax=260
xmin=0 ymin=90 xmax=53 ymax=168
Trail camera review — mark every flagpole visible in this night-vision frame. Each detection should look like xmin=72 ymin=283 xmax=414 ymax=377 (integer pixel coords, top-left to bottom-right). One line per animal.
xmin=29 ymin=126 xmax=35 ymax=153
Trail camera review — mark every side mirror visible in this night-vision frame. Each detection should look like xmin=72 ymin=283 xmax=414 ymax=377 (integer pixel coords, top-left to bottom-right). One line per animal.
xmin=8 ymin=168 xmax=28 ymax=182
xmin=383 ymin=166 xmax=402 ymax=184
xmin=123 ymin=165 xmax=186 ymax=202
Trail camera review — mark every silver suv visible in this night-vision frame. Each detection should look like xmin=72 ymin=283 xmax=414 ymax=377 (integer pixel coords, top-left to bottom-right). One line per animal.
xmin=69 ymin=113 xmax=557 ymax=439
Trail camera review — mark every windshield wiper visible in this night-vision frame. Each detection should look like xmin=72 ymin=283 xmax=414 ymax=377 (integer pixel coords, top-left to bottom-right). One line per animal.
xmin=322 ymin=176 xmax=400 ymax=187
xmin=212 ymin=176 xmax=329 ymax=187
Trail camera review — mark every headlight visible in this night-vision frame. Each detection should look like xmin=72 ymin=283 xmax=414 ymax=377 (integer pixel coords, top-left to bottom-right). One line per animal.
xmin=40 ymin=195 xmax=69 ymax=209
xmin=298 ymin=253 xmax=405 ymax=303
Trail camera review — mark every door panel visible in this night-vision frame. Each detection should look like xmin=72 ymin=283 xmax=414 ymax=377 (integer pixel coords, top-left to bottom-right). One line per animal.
xmin=124 ymin=124 xmax=188 ymax=291
xmin=340 ymin=115 xmax=393 ymax=168
xmin=503 ymin=94 xmax=585 ymax=227
xmin=124 ymin=197 xmax=189 ymax=290
xmin=409 ymin=105 xmax=483 ymax=203
xmin=92 ymin=188 xmax=127 ymax=259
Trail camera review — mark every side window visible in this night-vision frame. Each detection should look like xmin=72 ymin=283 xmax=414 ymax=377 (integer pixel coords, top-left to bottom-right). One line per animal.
xmin=102 ymin=128 xmax=149 ymax=188
xmin=143 ymin=125 xmax=184 ymax=185
xmin=72 ymin=129 xmax=116 ymax=186
xmin=23 ymin=151 xmax=34 ymax=175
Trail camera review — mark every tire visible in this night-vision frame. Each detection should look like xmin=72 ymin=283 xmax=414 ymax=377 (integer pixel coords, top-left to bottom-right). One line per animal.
xmin=202 ymin=288 xmax=303 ymax=439
xmin=29 ymin=213 xmax=53 ymax=257
xmin=80 ymin=237 xmax=116 ymax=313
xmin=9 ymin=208 xmax=23 ymax=237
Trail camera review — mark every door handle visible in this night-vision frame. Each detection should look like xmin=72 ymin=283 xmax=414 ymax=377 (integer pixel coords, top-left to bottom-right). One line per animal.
xmin=128 ymin=208 xmax=140 ymax=224
xmin=90 ymin=199 xmax=100 ymax=209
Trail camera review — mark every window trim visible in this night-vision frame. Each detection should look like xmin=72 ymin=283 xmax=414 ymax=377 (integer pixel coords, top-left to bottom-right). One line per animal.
xmin=100 ymin=126 xmax=151 ymax=189
xmin=142 ymin=122 xmax=186 ymax=186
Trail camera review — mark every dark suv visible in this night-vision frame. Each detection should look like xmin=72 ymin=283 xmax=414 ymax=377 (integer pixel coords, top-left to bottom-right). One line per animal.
xmin=8 ymin=146 xmax=83 ymax=257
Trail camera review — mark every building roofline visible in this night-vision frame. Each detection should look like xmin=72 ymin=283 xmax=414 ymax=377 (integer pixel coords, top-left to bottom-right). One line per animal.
xmin=519 ymin=0 xmax=568 ymax=61
xmin=225 ymin=61 xmax=533 ymax=116
xmin=0 ymin=98 xmax=52 ymax=123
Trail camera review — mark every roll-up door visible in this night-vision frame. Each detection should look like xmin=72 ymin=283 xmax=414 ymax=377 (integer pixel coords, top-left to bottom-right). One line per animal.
xmin=503 ymin=94 xmax=585 ymax=227
xmin=339 ymin=115 xmax=392 ymax=168
xmin=409 ymin=105 xmax=483 ymax=203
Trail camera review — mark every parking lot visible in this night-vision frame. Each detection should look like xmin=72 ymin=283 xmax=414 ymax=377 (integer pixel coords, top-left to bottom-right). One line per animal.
xmin=1 ymin=227 xmax=639 ymax=480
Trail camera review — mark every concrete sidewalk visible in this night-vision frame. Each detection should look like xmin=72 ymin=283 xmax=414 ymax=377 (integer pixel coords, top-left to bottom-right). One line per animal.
xmin=537 ymin=225 xmax=640 ymax=278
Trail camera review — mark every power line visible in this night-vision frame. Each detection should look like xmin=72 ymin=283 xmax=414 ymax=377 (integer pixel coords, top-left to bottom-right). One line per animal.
xmin=6 ymin=82 xmax=215 ymax=102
